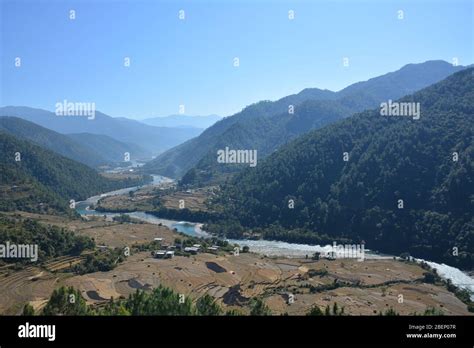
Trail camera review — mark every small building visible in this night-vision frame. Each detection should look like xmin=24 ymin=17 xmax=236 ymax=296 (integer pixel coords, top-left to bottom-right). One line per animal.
xmin=184 ymin=247 xmax=199 ymax=254
xmin=154 ymin=238 xmax=163 ymax=242
xmin=192 ymin=244 xmax=201 ymax=249
xmin=165 ymin=251 xmax=175 ymax=258
xmin=153 ymin=250 xmax=167 ymax=259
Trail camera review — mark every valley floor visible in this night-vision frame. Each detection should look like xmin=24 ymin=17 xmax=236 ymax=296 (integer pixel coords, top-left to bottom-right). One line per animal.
xmin=0 ymin=212 xmax=471 ymax=316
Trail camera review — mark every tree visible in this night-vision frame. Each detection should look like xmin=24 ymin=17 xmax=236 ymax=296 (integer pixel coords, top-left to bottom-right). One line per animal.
xmin=42 ymin=286 xmax=89 ymax=315
xmin=323 ymin=302 xmax=344 ymax=316
xmin=306 ymin=305 xmax=323 ymax=316
xmin=324 ymin=305 xmax=331 ymax=316
xmin=382 ymin=307 xmax=399 ymax=316
xmin=100 ymin=298 xmax=130 ymax=316
xmin=424 ymin=307 xmax=444 ymax=316
xmin=250 ymin=298 xmax=271 ymax=316
xmin=22 ymin=303 xmax=35 ymax=316
xmin=196 ymin=295 xmax=222 ymax=316
xmin=125 ymin=287 xmax=194 ymax=315
xmin=423 ymin=272 xmax=436 ymax=284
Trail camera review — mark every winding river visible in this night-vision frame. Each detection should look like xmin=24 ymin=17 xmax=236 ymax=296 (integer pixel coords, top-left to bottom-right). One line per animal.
xmin=76 ymin=176 xmax=474 ymax=300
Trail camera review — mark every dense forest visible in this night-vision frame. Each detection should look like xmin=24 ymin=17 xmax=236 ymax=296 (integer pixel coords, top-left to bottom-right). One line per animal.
xmin=208 ymin=68 xmax=473 ymax=269
xmin=179 ymin=62 xmax=469 ymax=187
xmin=0 ymin=116 xmax=109 ymax=167
xmin=34 ymin=285 xmax=229 ymax=316
xmin=0 ymin=215 xmax=95 ymax=264
xmin=145 ymin=61 xmax=466 ymax=185
xmin=0 ymin=131 xmax=151 ymax=214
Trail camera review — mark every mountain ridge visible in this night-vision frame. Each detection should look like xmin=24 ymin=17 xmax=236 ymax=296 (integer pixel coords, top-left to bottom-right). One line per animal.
xmin=141 ymin=114 xmax=222 ymax=129
xmin=0 ymin=107 xmax=202 ymax=155
xmin=150 ymin=60 xmax=466 ymax=183
xmin=209 ymin=67 xmax=474 ymax=269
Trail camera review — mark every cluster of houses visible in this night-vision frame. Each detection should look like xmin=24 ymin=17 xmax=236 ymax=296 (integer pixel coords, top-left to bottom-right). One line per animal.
xmin=152 ymin=237 xmax=220 ymax=259
xmin=152 ymin=250 xmax=175 ymax=259
xmin=151 ymin=238 xmax=175 ymax=259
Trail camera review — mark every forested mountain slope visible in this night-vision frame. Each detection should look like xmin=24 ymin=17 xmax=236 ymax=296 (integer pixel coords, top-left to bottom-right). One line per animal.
xmin=145 ymin=87 xmax=337 ymax=178
xmin=211 ymin=68 xmax=474 ymax=269
xmin=0 ymin=117 xmax=109 ymax=167
xmin=67 ymin=133 xmax=150 ymax=163
xmin=145 ymin=61 xmax=465 ymax=183
xmin=0 ymin=107 xmax=201 ymax=155
xmin=0 ymin=132 xmax=149 ymax=214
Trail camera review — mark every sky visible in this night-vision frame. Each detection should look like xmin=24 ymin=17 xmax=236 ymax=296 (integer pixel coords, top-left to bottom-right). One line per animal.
xmin=1 ymin=0 xmax=473 ymax=119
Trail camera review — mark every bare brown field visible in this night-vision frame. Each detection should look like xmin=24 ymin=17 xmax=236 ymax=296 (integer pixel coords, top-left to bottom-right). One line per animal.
xmin=63 ymin=252 xmax=471 ymax=315
xmin=71 ymin=221 xmax=176 ymax=249
xmin=159 ymin=188 xmax=211 ymax=211
xmin=1 ymin=212 xmax=471 ymax=316
xmin=97 ymin=186 xmax=212 ymax=212
xmin=4 ymin=211 xmax=175 ymax=248
xmin=0 ymin=265 xmax=69 ymax=314
xmin=100 ymin=173 xmax=144 ymax=180
xmin=96 ymin=187 xmax=157 ymax=211
xmin=6 ymin=211 xmax=115 ymax=231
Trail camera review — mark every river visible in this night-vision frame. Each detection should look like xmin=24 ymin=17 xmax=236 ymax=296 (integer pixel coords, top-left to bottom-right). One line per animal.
xmin=76 ymin=176 xmax=474 ymax=300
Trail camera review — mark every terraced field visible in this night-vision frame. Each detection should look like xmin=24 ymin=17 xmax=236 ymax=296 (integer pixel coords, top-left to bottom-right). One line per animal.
xmin=62 ymin=252 xmax=472 ymax=315
xmin=96 ymin=186 xmax=213 ymax=212
xmin=1 ymin=211 xmax=472 ymax=316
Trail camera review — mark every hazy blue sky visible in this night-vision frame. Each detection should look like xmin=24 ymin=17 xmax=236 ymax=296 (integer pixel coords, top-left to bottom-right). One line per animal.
xmin=1 ymin=0 xmax=473 ymax=119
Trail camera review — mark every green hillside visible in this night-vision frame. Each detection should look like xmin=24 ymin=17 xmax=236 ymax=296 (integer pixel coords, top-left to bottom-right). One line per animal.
xmin=0 ymin=117 xmax=108 ymax=167
xmin=67 ymin=133 xmax=150 ymax=163
xmin=0 ymin=132 xmax=150 ymax=214
xmin=145 ymin=61 xmax=466 ymax=184
xmin=209 ymin=68 xmax=474 ymax=269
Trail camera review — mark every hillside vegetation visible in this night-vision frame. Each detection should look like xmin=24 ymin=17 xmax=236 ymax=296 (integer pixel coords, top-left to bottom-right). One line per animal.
xmin=0 ymin=132 xmax=150 ymax=214
xmin=209 ymin=68 xmax=474 ymax=269
xmin=145 ymin=61 xmax=466 ymax=184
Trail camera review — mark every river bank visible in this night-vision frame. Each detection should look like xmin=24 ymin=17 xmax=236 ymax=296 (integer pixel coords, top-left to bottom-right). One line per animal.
xmin=76 ymin=176 xmax=474 ymax=300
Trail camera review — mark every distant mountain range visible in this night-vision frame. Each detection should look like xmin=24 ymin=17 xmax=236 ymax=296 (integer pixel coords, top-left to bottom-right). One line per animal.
xmin=0 ymin=107 xmax=203 ymax=156
xmin=211 ymin=67 xmax=474 ymax=269
xmin=0 ymin=117 xmax=151 ymax=167
xmin=67 ymin=133 xmax=150 ymax=164
xmin=141 ymin=114 xmax=222 ymax=129
xmin=144 ymin=60 xmax=467 ymax=182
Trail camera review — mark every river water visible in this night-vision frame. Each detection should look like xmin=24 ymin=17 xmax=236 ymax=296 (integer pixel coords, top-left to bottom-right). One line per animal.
xmin=76 ymin=176 xmax=474 ymax=300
